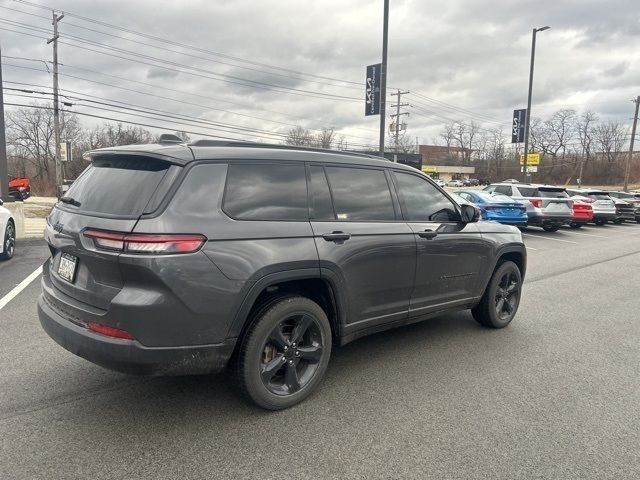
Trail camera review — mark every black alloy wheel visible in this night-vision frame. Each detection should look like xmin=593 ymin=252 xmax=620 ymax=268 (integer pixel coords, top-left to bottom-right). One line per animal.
xmin=472 ymin=261 xmax=522 ymax=328
xmin=259 ymin=313 xmax=324 ymax=396
xmin=494 ymin=270 xmax=520 ymax=322
xmin=236 ymin=296 xmax=331 ymax=410
xmin=1 ymin=221 xmax=15 ymax=260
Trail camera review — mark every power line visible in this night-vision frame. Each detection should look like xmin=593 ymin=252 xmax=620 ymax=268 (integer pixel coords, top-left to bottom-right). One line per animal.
xmin=1 ymin=18 xmax=361 ymax=102
xmin=409 ymin=91 xmax=505 ymax=123
xmin=11 ymin=0 xmax=364 ymax=87
xmin=2 ymin=63 xmax=379 ymax=141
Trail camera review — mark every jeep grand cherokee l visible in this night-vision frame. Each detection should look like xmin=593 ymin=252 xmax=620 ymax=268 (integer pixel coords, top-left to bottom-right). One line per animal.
xmin=38 ymin=140 xmax=526 ymax=410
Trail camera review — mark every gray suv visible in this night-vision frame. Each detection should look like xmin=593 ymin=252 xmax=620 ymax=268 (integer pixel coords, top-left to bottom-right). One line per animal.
xmin=38 ymin=141 xmax=526 ymax=409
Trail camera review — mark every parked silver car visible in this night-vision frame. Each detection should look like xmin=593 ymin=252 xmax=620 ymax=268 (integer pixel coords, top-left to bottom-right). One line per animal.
xmin=607 ymin=191 xmax=640 ymax=224
xmin=484 ymin=183 xmax=573 ymax=232
xmin=566 ymin=189 xmax=616 ymax=226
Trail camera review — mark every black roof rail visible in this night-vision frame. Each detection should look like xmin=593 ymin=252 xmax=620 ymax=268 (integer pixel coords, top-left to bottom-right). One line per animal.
xmin=188 ymin=139 xmax=385 ymax=160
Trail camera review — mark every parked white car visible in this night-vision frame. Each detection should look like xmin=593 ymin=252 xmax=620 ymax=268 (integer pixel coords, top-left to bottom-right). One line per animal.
xmin=434 ymin=178 xmax=446 ymax=187
xmin=446 ymin=179 xmax=464 ymax=187
xmin=0 ymin=199 xmax=16 ymax=260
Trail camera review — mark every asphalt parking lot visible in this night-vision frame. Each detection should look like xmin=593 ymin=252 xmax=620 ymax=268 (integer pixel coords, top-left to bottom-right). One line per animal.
xmin=1 ymin=225 xmax=639 ymax=480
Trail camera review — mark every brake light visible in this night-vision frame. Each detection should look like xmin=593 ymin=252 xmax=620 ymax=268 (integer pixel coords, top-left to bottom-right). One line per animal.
xmin=84 ymin=230 xmax=206 ymax=254
xmin=87 ymin=321 xmax=134 ymax=340
xmin=530 ymin=198 xmax=542 ymax=208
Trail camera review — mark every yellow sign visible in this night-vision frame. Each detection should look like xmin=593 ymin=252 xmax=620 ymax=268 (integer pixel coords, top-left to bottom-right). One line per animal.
xmin=422 ymin=165 xmax=437 ymax=173
xmin=519 ymin=153 xmax=540 ymax=166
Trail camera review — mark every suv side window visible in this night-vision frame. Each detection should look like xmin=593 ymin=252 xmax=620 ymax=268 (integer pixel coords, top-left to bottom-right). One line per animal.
xmin=494 ymin=185 xmax=513 ymax=196
xmin=324 ymin=166 xmax=395 ymax=221
xmin=308 ymin=165 xmax=335 ymax=220
xmin=223 ymin=163 xmax=308 ymax=221
xmin=394 ymin=171 xmax=460 ymax=222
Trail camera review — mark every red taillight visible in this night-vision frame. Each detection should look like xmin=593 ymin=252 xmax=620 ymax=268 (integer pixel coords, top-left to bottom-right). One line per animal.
xmin=84 ymin=230 xmax=206 ymax=254
xmin=87 ymin=321 xmax=134 ymax=340
xmin=530 ymin=198 xmax=542 ymax=208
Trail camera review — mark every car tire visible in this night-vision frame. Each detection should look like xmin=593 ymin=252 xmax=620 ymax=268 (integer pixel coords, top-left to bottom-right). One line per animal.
xmin=569 ymin=222 xmax=582 ymax=229
xmin=594 ymin=219 xmax=606 ymax=226
xmin=542 ymin=224 xmax=560 ymax=232
xmin=472 ymin=261 xmax=522 ymax=329
xmin=613 ymin=219 xmax=623 ymax=224
xmin=0 ymin=220 xmax=16 ymax=261
xmin=236 ymin=295 xmax=332 ymax=410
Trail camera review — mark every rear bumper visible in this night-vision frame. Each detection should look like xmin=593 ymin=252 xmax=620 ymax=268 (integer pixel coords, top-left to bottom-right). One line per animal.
xmin=38 ymin=294 xmax=236 ymax=376
xmin=526 ymin=212 xmax=571 ymax=226
xmin=615 ymin=212 xmax=636 ymax=221
xmin=485 ymin=214 xmax=528 ymax=225
xmin=592 ymin=212 xmax=616 ymax=221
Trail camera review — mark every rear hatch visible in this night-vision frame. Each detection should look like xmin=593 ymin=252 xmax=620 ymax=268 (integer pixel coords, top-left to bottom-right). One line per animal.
xmin=45 ymin=153 xmax=182 ymax=310
xmin=586 ymin=192 xmax=615 ymax=211
xmin=537 ymin=187 xmax=573 ymax=214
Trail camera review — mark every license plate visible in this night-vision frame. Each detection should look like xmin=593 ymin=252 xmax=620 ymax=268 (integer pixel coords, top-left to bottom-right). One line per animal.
xmin=58 ymin=253 xmax=78 ymax=283
xmin=547 ymin=203 xmax=568 ymax=212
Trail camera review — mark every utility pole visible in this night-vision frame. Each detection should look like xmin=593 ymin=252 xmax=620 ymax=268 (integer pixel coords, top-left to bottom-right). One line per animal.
xmin=0 ymin=44 xmax=10 ymax=201
xmin=390 ymin=89 xmax=409 ymax=157
xmin=48 ymin=10 xmax=64 ymax=198
xmin=522 ymin=26 xmax=550 ymax=182
xmin=378 ymin=0 xmax=389 ymax=156
xmin=623 ymin=96 xmax=639 ymax=192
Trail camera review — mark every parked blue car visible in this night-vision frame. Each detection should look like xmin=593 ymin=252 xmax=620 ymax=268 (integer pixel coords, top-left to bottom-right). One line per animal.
xmin=457 ymin=190 xmax=528 ymax=226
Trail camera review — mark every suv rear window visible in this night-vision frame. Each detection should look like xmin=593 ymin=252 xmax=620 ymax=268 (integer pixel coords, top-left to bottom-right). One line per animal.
xmin=538 ymin=189 xmax=569 ymax=198
xmin=223 ymin=163 xmax=308 ymax=221
xmin=516 ymin=186 xmax=537 ymax=197
xmin=63 ymin=156 xmax=173 ymax=217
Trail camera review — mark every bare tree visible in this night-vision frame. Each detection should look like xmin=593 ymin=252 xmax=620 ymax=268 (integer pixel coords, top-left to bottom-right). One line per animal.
xmin=5 ymin=104 xmax=81 ymax=187
xmin=314 ymin=127 xmax=336 ymax=149
xmin=595 ymin=120 xmax=627 ymax=163
xmin=575 ymin=111 xmax=598 ymax=184
xmin=284 ymin=126 xmax=313 ymax=146
xmin=450 ymin=120 xmax=479 ymax=165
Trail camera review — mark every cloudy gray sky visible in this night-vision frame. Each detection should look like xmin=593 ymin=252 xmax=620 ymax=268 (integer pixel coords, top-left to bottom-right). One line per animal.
xmin=1 ymin=0 xmax=639 ymax=148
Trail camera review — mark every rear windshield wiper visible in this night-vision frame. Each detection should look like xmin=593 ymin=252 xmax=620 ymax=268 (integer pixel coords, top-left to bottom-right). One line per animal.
xmin=59 ymin=196 xmax=82 ymax=207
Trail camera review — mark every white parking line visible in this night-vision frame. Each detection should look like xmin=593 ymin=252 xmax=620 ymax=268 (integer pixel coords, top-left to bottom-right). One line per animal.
xmin=0 ymin=266 xmax=43 ymax=311
xmin=522 ymin=233 xmax=578 ymax=244
xmin=562 ymin=230 xmax=610 ymax=239
xmin=525 ymin=246 xmax=538 ymax=251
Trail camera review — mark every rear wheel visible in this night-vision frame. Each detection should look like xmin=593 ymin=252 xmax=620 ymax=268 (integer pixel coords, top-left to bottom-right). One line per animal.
xmin=472 ymin=261 xmax=522 ymax=328
xmin=236 ymin=296 xmax=332 ymax=410
xmin=594 ymin=219 xmax=606 ymax=226
xmin=569 ymin=222 xmax=582 ymax=229
xmin=542 ymin=224 xmax=560 ymax=232
xmin=0 ymin=221 xmax=15 ymax=261
xmin=613 ymin=219 xmax=623 ymax=224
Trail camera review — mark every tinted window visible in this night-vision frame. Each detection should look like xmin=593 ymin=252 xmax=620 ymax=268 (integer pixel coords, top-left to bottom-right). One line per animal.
xmin=458 ymin=192 xmax=474 ymax=202
xmin=224 ymin=163 xmax=307 ymax=220
xmin=494 ymin=185 xmax=513 ymax=196
xmin=394 ymin=172 xmax=460 ymax=222
xmin=325 ymin=166 xmax=395 ymax=221
xmin=516 ymin=186 xmax=537 ymax=197
xmin=539 ymin=189 xmax=569 ymax=198
xmin=63 ymin=156 xmax=172 ymax=217
xmin=309 ymin=166 xmax=335 ymax=220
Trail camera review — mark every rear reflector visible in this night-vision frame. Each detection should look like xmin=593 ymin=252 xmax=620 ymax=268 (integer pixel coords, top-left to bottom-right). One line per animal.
xmin=87 ymin=321 xmax=134 ymax=340
xmin=84 ymin=230 xmax=206 ymax=254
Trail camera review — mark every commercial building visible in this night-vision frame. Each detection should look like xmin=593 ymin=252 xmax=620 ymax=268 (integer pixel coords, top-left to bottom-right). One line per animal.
xmin=418 ymin=145 xmax=475 ymax=182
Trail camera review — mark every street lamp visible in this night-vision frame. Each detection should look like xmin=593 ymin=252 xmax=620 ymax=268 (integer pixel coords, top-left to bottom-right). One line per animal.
xmin=522 ymin=25 xmax=550 ymax=182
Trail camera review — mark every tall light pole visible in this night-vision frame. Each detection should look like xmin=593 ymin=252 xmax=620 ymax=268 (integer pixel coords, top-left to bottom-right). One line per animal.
xmin=522 ymin=25 xmax=549 ymax=182
xmin=378 ymin=0 xmax=389 ymax=156
xmin=0 ymin=44 xmax=10 ymax=201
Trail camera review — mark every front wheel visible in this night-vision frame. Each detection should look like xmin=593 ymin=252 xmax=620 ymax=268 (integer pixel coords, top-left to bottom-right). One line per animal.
xmin=0 ymin=221 xmax=15 ymax=261
xmin=472 ymin=261 xmax=522 ymax=328
xmin=236 ymin=296 xmax=332 ymax=410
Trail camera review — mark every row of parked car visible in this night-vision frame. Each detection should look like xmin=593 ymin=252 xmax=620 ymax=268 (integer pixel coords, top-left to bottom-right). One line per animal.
xmin=451 ymin=180 xmax=640 ymax=231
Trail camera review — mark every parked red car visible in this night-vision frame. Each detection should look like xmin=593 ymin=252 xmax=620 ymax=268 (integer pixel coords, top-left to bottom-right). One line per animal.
xmin=8 ymin=176 xmax=31 ymax=200
xmin=569 ymin=197 xmax=593 ymax=228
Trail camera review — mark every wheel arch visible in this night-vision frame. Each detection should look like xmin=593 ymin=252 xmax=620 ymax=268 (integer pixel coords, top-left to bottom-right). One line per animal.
xmin=228 ymin=269 xmax=345 ymax=347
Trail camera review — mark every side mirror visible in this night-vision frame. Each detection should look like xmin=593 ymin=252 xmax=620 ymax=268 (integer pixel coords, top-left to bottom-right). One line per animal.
xmin=460 ymin=203 xmax=480 ymax=223
xmin=0 ymin=199 xmax=3 ymax=206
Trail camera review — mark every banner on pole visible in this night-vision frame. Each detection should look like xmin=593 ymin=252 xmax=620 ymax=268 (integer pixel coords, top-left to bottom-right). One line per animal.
xmin=365 ymin=63 xmax=381 ymax=116
xmin=512 ymin=109 xmax=526 ymax=143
